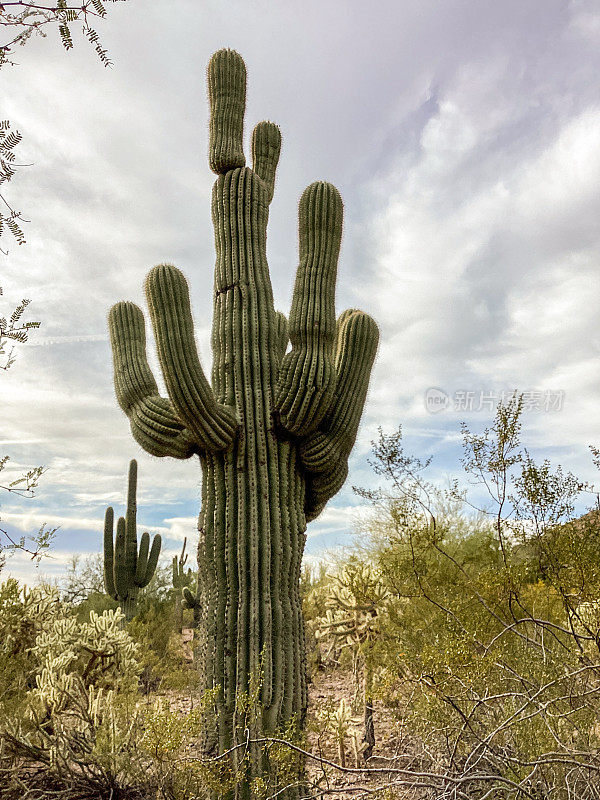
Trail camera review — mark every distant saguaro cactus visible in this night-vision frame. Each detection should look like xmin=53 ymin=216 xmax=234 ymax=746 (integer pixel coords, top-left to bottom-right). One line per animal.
xmin=108 ymin=49 xmax=378 ymax=797
xmin=172 ymin=537 xmax=194 ymax=631
xmin=172 ymin=537 xmax=193 ymax=590
xmin=103 ymin=459 xmax=161 ymax=621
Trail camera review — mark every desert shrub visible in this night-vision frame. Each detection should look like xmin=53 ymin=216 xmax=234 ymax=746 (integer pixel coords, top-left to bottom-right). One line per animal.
xmin=350 ymin=399 xmax=600 ymax=798
xmin=128 ymin=597 xmax=195 ymax=693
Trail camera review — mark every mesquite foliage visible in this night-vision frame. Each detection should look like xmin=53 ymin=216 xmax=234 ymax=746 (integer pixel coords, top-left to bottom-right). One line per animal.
xmin=103 ymin=459 xmax=161 ymax=621
xmin=107 ymin=48 xmax=378 ymax=794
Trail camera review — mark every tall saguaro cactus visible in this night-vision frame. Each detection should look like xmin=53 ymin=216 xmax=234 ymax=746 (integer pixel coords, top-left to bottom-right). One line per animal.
xmin=103 ymin=459 xmax=161 ymax=621
xmin=108 ymin=49 xmax=378 ymax=796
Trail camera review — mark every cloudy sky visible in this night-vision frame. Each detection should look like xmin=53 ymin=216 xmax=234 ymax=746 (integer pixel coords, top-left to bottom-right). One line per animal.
xmin=2 ymin=0 xmax=600 ymax=585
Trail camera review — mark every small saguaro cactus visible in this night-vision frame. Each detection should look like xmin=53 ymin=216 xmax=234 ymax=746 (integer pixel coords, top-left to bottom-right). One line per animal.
xmin=172 ymin=537 xmax=193 ymax=631
xmin=172 ymin=537 xmax=193 ymax=590
xmin=103 ymin=459 xmax=161 ymax=621
xmin=107 ymin=48 xmax=378 ymax=797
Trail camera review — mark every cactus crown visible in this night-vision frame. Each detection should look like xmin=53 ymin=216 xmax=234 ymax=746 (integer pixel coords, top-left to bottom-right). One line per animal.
xmin=103 ymin=459 xmax=161 ymax=621
xmin=107 ymin=48 xmax=379 ymax=523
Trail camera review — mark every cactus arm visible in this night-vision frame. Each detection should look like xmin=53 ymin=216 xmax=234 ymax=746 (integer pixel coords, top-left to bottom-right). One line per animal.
xmin=108 ymin=301 xmax=196 ymax=459
xmin=305 ymin=462 xmax=348 ymax=523
xmin=300 ymin=311 xmax=379 ymax=474
xmin=145 ymin=264 xmax=239 ymax=453
xmin=208 ymin=48 xmax=246 ymax=175
xmin=275 ymin=182 xmax=343 ymax=436
xmin=182 ymin=585 xmax=199 ymax=608
xmin=251 ymin=121 xmax=281 ymax=203
xmin=301 ymin=311 xmax=378 ymax=521
xmin=173 ymin=538 xmax=191 ymax=588
xmin=113 ymin=516 xmax=128 ymax=599
xmin=124 ymin=459 xmax=138 ymax=582
xmin=103 ymin=506 xmax=116 ymax=598
xmin=139 ymin=534 xmax=161 ymax=588
xmin=136 ymin=531 xmax=150 ymax=584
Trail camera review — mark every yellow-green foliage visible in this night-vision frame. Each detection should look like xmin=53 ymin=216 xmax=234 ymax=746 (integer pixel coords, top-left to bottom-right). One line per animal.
xmin=362 ymin=496 xmax=600 ymax=792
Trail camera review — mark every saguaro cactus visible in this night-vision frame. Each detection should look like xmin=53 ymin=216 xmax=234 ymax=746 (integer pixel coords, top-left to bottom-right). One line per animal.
xmin=173 ymin=537 xmax=194 ymax=631
xmin=107 ymin=49 xmax=378 ymax=796
xmin=172 ymin=537 xmax=193 ymax=591
xmin=103 ymin=459 xmax=161 ymax=621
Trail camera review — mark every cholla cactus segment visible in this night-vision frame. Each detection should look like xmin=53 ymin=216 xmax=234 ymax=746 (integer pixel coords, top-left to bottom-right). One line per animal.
xmin=103 ymin=460 xmax=161 ymax=621
xmin=322 ymin=561 xmax=390 ymax=650
xmin=107 ymin=48 xmax=378 ymax=794
xmin=317 ymin=698 xmax=357 ymax=769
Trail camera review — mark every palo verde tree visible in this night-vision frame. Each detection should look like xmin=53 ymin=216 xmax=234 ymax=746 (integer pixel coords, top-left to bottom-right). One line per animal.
xmin=107 ymin=49 xmax=378 ymax=797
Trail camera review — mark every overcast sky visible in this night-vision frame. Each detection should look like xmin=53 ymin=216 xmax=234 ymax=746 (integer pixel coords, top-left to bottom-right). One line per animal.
xmin=2 ymin=0 xmax=600 ymax=585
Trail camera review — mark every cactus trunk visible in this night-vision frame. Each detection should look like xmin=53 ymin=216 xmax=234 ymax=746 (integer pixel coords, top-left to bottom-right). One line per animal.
xmin=198 ymin=444 xmax=307 ymax=752
xmin=108 ymin=49 xmax=378 ymax=799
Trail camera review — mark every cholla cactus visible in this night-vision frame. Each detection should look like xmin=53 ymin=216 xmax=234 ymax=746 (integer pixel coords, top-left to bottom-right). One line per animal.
xmin=103 ymin=459 xmax=161 ymax=621
xmin=32 ymin=608 xmax=140 ymax=706
xmin=571 ymin=600 xmax=600 ymax=654
xmin=320 ymin=560 xmax=389 ymax=761
xmin=322 ymin=560 xmax=390 ymax=667
xmin=9 ymin=607 xmax=143 ymax=784
xmin=317 ymin=698 xmax=357 ymax=769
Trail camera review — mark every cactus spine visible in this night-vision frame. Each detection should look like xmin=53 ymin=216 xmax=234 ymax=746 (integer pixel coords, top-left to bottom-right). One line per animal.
xmin=107 ymin=49 xmax=378 ymax=797
xmin=103 ymin=459 xmax=161 ymax=621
